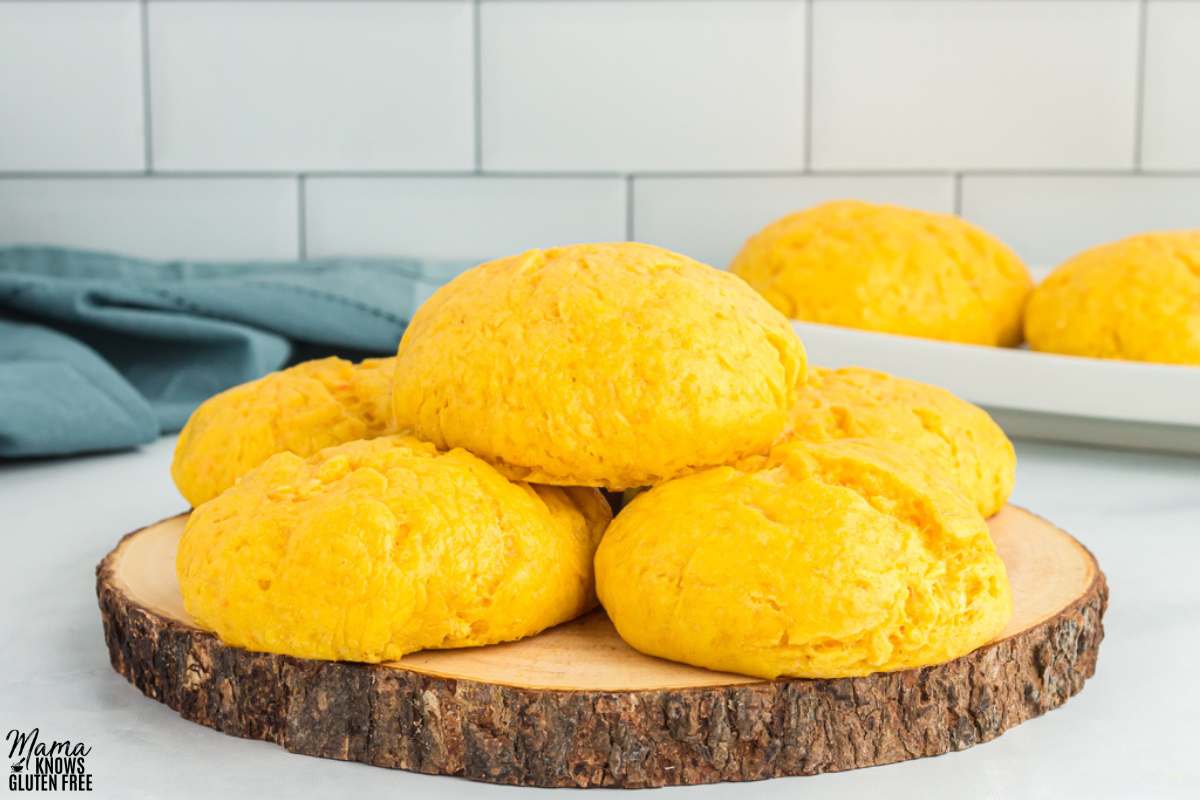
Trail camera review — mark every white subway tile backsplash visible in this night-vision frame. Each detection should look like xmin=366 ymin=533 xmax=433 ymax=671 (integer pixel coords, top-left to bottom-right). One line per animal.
xmin=634 ymin=175 xmax=955 ymax=269
xmin=305 ymin=176 xmax=627 ymax=262
xmin=961 ymin=175 xmax=1200 ymax=273
xmin=1142 ymin=2 xmax=1200 ymax=170
xmin=0 ymin=178 xmax=299 ymax=261
xmin=148 ymin=1 xmax=474 ymax=171
xmin=1 ymin=0 xmax=1195 ymax=269
xmin=0 ymin=2 xmax=144 ymax=171
xmin=811 ymin=1 xmax=1140 ymax=170
xmin=480 ymin=1 xmax=807 ymax=172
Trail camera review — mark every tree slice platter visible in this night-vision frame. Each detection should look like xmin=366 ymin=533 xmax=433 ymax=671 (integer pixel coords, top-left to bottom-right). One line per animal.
xmin=96 ymin=505 xmax=1106 ymax=788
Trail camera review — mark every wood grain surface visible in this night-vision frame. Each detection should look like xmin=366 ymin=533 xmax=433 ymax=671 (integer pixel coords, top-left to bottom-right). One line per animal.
xmin=97 ymin=505 xmax=1106 ymax=788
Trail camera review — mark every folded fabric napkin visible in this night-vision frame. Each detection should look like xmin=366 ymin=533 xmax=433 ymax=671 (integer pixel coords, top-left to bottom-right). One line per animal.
xmin=0 ymin=246 xmax=468 ymax=458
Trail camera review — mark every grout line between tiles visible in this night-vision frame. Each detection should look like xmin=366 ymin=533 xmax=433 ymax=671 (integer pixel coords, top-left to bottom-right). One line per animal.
xmin=300 ymin=170 xmax=628 ymax=179
xmin=613 ymin=169 xmax=955 ymax=180
xmin=139 ymin=0 xmax=153 ymax=172
xmin=1133 ymin=0 xmax=1149 ymax=170
xmin=0 ymin=171 xmax=303 ymax=179
xmin=625 ymin=175 xmax=635 ymax=241
xmin=0 ymin=170 xmax=618 ymax=180
xmin=8 ymin=0 xmax=1090 ymax=3
xmin=297 ymin=175 xmax=308 ymax=260
xmin=803 ymin=0 xmax=814 ymax=170
xmin=473 ymin=0 xmax=483 ymax=173
xmin=17 ymin=0 xmax=835 ymax=4
xmin=7 ymin=169 xmax=1200 ymax=182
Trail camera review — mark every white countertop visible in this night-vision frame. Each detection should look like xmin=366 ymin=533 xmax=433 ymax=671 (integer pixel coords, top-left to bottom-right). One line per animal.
xmin=2 ymin=436 xmax=1198 ymax=799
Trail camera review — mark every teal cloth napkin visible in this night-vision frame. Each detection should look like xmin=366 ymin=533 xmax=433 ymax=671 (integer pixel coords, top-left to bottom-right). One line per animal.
xmin=0 ymin=246 xmax=468 ymax=458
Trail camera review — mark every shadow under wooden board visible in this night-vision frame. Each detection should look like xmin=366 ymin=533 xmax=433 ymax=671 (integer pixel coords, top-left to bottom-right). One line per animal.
xmin=97 ymin=505 xmax=1107 ymax=788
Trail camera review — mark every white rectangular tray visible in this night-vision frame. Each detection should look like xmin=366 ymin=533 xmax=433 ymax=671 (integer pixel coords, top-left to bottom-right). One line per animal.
xmin=794 ymin=322 xmax=1200 ymax=455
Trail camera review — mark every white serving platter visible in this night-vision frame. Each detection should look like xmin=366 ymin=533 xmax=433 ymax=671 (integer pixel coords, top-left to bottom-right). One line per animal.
xmin=794 ymin=321 xmax=1200 ymax=455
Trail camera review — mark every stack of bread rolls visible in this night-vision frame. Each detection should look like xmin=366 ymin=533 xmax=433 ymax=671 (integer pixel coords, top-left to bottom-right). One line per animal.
xmin=173 ymin=239 xmax=1021 ymax=679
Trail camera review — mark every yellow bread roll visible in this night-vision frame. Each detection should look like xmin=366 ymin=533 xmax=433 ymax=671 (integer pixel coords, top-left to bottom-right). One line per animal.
xmin=730 ymin=200 xmax=1033 ymax=346
xmin=1025 ymin=231 xmax=1200 ymax=365
xmin=177 ymin=435 xmax=611 ymax=663
xmin=785 ymin=367 xmax=1015 ymax=517
xmin=595 ymin=439 xmax=1012 ymax=679
xmin=392 ymin=242 xmax=806 ymax=490
xmin=172 ymin=357 xmax=395 ymax=507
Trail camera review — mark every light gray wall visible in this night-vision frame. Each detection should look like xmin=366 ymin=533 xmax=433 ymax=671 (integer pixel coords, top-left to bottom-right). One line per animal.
xmin=1 ymin=0 xmax=1197 ymax=273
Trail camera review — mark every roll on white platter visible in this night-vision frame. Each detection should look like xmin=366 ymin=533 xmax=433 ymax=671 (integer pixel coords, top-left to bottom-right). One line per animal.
xmin=795 ymin=321 xmax=1200 ymax=455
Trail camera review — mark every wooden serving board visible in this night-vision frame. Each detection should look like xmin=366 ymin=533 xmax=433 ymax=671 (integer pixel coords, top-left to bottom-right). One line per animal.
xmin=97 ymin=506 xmax=1106 ymax=789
